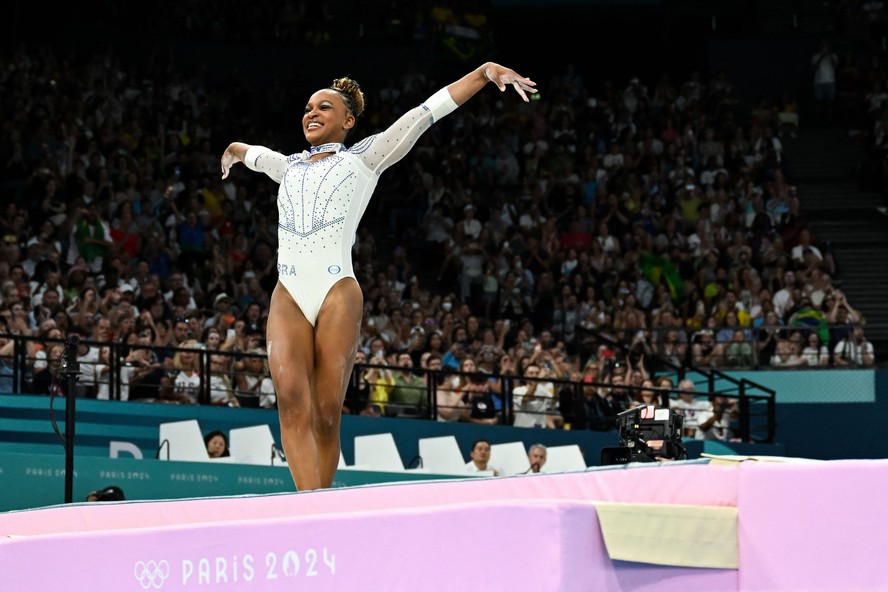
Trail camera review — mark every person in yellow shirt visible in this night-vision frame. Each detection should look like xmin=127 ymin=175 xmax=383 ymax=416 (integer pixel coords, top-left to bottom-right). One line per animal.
xmin=363 ymin=350 xmax=394 ymax=415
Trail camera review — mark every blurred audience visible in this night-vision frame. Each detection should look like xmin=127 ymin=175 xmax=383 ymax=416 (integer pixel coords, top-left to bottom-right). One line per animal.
xmin=0 ymin=7 xmax=878 ymax=437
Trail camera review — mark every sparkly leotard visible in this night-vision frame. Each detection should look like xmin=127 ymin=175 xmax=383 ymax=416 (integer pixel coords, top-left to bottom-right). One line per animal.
xmin=245 ymin=88 xmax=457 ymax=326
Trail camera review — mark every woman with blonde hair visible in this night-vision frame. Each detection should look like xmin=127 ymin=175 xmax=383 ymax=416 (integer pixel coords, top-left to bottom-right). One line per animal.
xmin=169 ymin=339 xmax=201 ymax=404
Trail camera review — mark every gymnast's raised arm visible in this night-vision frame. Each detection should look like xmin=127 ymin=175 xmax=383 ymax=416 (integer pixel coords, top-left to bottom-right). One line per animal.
xmin=356 ymin=61 xmax=537 ymax=175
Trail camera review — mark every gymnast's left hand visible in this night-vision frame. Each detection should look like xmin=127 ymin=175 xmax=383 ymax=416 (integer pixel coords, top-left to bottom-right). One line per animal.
xmin=483 ymin=63 xmax=538 ymax=102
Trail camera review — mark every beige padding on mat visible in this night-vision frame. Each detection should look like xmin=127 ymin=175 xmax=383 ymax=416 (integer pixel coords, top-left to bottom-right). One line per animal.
xmin=595 ymin=502 xmax=738 ymax=569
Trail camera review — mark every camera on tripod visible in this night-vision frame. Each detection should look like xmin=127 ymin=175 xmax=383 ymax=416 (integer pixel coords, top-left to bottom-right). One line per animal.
xmin=600 ymin=405 xmax=687 ymax=465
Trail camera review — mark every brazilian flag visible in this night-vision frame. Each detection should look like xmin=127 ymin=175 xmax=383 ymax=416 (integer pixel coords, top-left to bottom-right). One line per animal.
xmin=789 ymin=307 xmax=830 ymax=343
xmin=639 ymin=252 xmax=684 ymax=301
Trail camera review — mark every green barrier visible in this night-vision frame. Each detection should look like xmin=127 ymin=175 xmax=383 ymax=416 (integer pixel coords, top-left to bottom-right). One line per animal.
xmin=0 ymin=395 xmax=618 ymax=465
xmin=0 ymin=394 xmax=786 ymax=474
xmin=0 ymin=451 xmax=470 ymax=513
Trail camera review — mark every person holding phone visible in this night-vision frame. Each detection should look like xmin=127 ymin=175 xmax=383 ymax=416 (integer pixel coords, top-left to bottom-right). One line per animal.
xmin=220 ymin=62 xmax=536 ymax=491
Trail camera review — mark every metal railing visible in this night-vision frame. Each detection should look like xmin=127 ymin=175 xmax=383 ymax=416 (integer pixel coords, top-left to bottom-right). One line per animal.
xmin=0 ymin=333 xmax=779 ymax=442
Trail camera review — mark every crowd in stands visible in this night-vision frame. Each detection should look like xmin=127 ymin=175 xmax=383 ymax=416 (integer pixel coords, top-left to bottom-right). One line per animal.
xmin=0 ymin=5 xmax=879 ymax=439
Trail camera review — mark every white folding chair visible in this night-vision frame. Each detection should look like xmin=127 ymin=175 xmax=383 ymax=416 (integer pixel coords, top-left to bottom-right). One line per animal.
xmin=489 ymin=441 xmax=531 ymax=476
xmin=543 ymin=444 xmax=588 ymax=473
xmin=353 ymin=433 xmax=406 ymax=472
xmin=229 ymin=424 xmax=278 ymax=465
xmin=418 ymin=435 xmax=470 ymax=475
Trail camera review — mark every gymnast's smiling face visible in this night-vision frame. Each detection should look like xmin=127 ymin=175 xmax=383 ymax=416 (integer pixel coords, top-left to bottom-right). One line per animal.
xmin=303 ymin=89 xmax=355 ymax=147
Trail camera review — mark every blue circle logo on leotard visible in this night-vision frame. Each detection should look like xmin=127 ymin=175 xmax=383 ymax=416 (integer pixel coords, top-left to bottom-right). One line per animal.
xmin=328 ymin=265 xmax=341 ymax=275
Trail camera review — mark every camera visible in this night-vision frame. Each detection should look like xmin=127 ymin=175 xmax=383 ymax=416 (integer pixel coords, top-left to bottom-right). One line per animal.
xmin=600 ymin=406 xmax=686 ymax=465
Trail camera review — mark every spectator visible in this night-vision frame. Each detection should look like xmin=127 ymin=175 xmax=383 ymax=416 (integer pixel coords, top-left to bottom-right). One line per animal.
xmin=695 ymin=395 xmax=737 ymax=441
xmin=233 ymin=348 xmax=271 ymax=405
xmin=169 ymin=316 xmax=196 ymax=349
xmin=669 ymin=379 xmax=711 ymax=439
xmin=363 ymin=349 xmax=394 ymax=415
xmin=92 ymin=345 xmax=113 ymax=401
xmin=811 ymin=39 xmax=839 ymax=125
xmin=28 ymin=343 xmax=63 ymax=395
xmin=341 ymin=350 xmax=370 ymax=415
xmin=755 ymin=310 xmax=783 ymax=366
xmin=67 ymin=202 xmax=113 ymax=274
xmin=123 ymin=328 xmax=165 ymax=401
xmin=771 ymin=337 xmax=806 ymax=368
xmin=772 ymin=270 xmax=796 ymax=320
xmin=691 ymin=329 xmax=723 ymax=368
xmin=465 ymin=439 xmax=500 ymax=476
xmin=208 ymin=354 xmax=237 ymax=406
xmin=629 ymin=377 xmax=666 ymax=408
xmin=388 ymin=351 xmax=429 ymax=417
xmin=800 ymin=331 xmax=830 ymax=367
xmin=204 ymin=430 xmax=231 ymax=458
xmin=435 ymin=365 xmax=469 ymax=423
xmin=527 ymin=443 xmax=548 ymax=473
xmin=655 ymin=375 xmax=676 ymax=402
xmin=205 ymin=293 xmax=237 ymax=333
xmin=460 ymin=357 xmax=499 ymax=426
xmin=567 ymin=362 xmax=619 ymax=431
xmin=832 ymin=326 xmax=876 ymax=367
xmin=724 ymin=329 xmax=755 ymax=368
xmin=511 ymin=362 xmax=558 ymax=428
xmin=172 ymin=208 xmax=208 ymax=282
xmin=169 ymin=339 xmax=201 ymax=404
xmin=790 ymin=229 xmax=823 ymax=267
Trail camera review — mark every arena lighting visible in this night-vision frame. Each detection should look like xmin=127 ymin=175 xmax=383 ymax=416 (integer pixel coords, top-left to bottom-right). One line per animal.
xmin=600 ymin=406 xmax=687 ymax=465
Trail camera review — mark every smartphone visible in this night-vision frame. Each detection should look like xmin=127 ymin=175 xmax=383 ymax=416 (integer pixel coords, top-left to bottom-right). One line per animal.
xmin=227 ymin=329 xmax=236 ymax=339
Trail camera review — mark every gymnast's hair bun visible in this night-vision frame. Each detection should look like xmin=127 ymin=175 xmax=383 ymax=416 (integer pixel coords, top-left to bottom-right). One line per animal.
xmin=331 ymin=77 xmax=365 ymax=117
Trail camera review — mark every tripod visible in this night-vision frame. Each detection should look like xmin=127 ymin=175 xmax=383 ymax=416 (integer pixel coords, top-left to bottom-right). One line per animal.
xmin=59 ymin=335 xmax=81 ymax=503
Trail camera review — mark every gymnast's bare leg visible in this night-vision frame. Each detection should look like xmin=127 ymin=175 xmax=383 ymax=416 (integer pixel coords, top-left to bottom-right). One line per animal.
xmin=266 ymin=279 xmax=363 ymax=490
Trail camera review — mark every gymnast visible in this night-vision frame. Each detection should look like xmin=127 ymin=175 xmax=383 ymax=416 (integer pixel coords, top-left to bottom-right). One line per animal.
xmin=220 ymin=62 xmax=537 ymax=491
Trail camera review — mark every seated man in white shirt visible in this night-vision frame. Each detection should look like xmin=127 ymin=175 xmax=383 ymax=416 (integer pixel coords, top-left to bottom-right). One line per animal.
xmin=465 ymin=438 xmax=500 ymax=476
xmin=790 ymin=229 xmax=823 ymax=264
xmin=669 ymin=379 xmax=713 ymax=439
xmin=694 ymin=395 xmax=737 ymax=441
xmin=832 ymin=326 xmax=876 ymax=367
xmin=512 ymin=362 xmax=560 ymax=428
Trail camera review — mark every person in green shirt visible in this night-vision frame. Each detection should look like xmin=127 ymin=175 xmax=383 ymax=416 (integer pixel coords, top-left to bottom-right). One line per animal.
xmin=388 ymin=352 xmax=429 ymax=417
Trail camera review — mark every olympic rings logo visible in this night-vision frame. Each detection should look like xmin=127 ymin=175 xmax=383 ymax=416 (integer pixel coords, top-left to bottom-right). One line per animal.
xmin=134 ymin=560 xmax=170 ymax=589
xmin=327 ymin=265 xmax=341 ymax=275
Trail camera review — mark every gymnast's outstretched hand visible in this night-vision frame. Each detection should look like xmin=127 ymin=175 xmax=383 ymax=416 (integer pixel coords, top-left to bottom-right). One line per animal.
xmin=483 ymin=63 xmax=538 ymax=102
xmin=220 ymin=142 xmax=248 ymax=180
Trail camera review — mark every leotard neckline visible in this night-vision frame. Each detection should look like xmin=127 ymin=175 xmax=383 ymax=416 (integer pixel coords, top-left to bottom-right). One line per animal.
xmin=309 ymin=143 xmax=345 ymax=156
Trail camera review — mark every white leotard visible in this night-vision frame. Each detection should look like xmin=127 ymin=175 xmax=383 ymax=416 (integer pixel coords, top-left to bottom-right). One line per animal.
xmin=245 ymin=87 xmax=458 ymax=326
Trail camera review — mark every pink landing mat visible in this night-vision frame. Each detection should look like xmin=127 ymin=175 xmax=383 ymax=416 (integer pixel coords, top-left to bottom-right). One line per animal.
xmin=3 ymin=459 xmax=888 ymax=591
xmin=0 ymin=500 xmax=736 ymax=592
xmin=0 ymin=463 xmax=739 ymax=535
